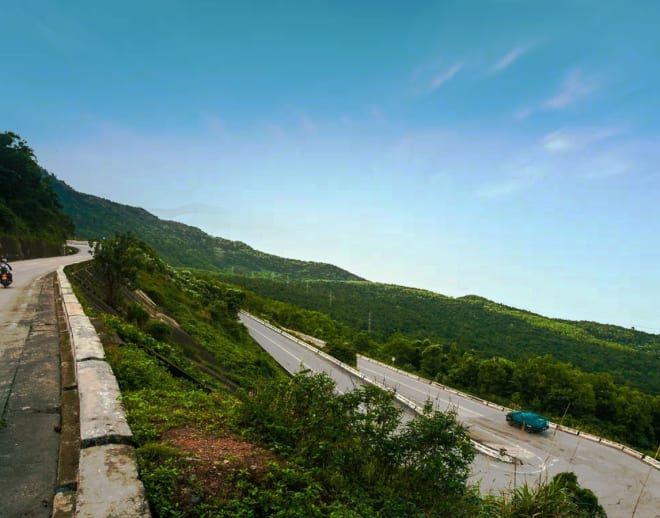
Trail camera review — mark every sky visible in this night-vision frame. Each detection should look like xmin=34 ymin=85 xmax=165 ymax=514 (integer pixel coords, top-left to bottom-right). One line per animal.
xmin=3 ymin=1 xmax=660 ymax=332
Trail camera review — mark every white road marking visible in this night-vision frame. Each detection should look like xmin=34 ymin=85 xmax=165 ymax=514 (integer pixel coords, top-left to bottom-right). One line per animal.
xmin=360 ymin=364 xmax=483 ymax=417
xmin=247 ymin=323 xmax=348 ymax=394
xmin=249 ymin=326 xmax=303 ymax=363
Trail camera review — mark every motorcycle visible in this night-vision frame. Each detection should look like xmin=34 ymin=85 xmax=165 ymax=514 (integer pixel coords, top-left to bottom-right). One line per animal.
xmin=0 ymin=267 xmax=11 ymax=288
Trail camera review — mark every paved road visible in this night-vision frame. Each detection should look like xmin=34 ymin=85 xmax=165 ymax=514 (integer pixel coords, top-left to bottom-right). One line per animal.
xmin=239 ymin=313 xmax=419 ymax=426
xmin=359 ymin=356 xmax=659 ymax=518
xmin=0 ymin=243 xmax=91 ymax=517
xmin=239 ymin=312 xmax=371 ymax=395
xmin=239 ymin=312 xmax=659 ymax=518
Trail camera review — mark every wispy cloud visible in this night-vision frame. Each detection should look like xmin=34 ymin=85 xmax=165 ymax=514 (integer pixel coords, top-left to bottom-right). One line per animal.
xmin=411 ymin=59 xmax=465 ymax=95
xmin=431 ymin=63 xmax=463 ymax=89
xmin=544 ymin=69 xmax=597 ymax=109
xmin=581 ymin=160 xmax=629 ymax=180
xmin=541 ymin=127 xmax=624 ymax=153
xmin=541 ymin=131 xmax=575 ymax=152
xmin=515 ymin=68 xmax=598 ymax=120
xmin=492 ymin=46 xmax=527 ymax=73
xmin=477 ymin=166 xmax=545 ymax=199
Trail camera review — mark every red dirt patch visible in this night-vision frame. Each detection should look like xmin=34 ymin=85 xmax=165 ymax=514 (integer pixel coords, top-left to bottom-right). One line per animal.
xmin=162 ymin=425 xmax=280 ymax=501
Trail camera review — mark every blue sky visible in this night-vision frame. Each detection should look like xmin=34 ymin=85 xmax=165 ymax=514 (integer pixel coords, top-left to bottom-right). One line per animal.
xmin=3 ymin=1 xmax=660 ymax=332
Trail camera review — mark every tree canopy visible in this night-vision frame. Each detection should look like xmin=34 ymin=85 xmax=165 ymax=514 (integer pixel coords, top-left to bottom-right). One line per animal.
xmin=0 ymin=131 xmax=73 ymax=242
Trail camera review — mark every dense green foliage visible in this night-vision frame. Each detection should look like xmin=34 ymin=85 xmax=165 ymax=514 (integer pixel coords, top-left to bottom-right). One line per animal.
xmin=424 ymin=349 xmax=659 ymax=452
xmin=236 ymin=371 xmax=480 ymax=516
xmin=217 ymin=276 xmax=660 ymax=453
xmin=0 ymin=132 xmax=73 ymax=242
xmin=216 ymin=275 xmax=660 ymax=395
xmin=52 ymin=177 xmax=362 ymax=281
xmin=73 ymin=235 xmax=606 ymax=516
xmin=72 ymin=233 xmax=284 ymax=389
xmin=481 ymin=471 xmax=606 ymax=518
xmin=90 ymin=233 xmax=160 ymax=304
xmin=108 ymin=326 xmax=603 ymax=517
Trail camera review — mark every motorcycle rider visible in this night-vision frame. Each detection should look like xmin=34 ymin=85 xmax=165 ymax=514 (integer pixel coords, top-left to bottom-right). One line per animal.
xmin=0 ymin=257 xmax=12 ymax=283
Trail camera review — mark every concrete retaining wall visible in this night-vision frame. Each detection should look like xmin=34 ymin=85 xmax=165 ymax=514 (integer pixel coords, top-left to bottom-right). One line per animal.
xmin=0 ymin=236 xmax=65 ymax=260
xmin=57 ymin=267 xmax=151 ymax=517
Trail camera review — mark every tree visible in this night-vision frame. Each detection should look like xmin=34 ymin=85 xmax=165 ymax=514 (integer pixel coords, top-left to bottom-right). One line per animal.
xmin=91 ymin=233 xmax=157 ymax=305
xmin=396 ymin=403 xmax=475 ymax=514
xmin=477 ymin=357 xmax=515 ymax=399
xmin=236 ymin=372 xmax=478 ymax=514
xmin=384 ymin=333 xmax=421 ymax=370
xmin=0 ymin=132 xmax=73 ymax=240
xmin=420 ymin=343 xmax=446 ymax=378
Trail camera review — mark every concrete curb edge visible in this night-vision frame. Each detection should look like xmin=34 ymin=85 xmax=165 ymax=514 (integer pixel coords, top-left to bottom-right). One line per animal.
xmin=55 ymin=267 xmax=151 ymax=517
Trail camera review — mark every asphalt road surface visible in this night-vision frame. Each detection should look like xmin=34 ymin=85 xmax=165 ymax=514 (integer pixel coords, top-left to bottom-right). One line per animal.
xmin=239 ymin=312 xmax=374 ymax=395
xmin=239 ymin=312 xmax=659 ymax=518
xmin=358 ymin=356 xmax=659 ymax=518
xmin=0 ymin=242 xmax=91 ymax=517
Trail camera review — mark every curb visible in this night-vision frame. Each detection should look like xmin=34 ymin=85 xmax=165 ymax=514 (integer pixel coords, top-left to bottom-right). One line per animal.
xmin=54 ymin=267 xmax=151 ymax=517
xmin=358 ymin=355 xmax=660 ymax=471
xmin=241 ymin=311 xmax=515 ymax=463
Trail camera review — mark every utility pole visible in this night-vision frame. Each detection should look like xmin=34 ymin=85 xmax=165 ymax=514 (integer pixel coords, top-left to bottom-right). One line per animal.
xmin=368 ymin=311 xmax=372 ymax=333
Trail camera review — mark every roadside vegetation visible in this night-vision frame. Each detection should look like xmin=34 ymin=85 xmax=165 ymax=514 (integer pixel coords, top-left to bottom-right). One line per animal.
xmin=0 ymin=131 xmax=73 ymax=250
xmin=67 ymin=233 xmax=606 ymax=516
xmin=219 ymin=275 xmax=660 ymax=455
xmin=43 ymin=134 xmax=658 ymax=453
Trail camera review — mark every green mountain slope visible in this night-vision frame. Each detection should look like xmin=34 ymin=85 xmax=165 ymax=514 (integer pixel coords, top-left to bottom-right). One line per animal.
xmin=52 ymin=177 xmax=363 ymax=282
xmin=49 ymin=173 xmax=660 ymax=396
xmin=214 ymin=275 xmax=660 ymax=395
xmin=0 ymin=132 xmax=73 ymax=254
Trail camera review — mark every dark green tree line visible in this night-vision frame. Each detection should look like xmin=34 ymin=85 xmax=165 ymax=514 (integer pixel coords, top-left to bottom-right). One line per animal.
xmin=0 ymin=131 xmax=73 ymax=241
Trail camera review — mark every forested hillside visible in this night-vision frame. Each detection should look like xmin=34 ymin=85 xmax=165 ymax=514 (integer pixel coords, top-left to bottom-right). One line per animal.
xmin=69 ymin=234 xmax=606 ymax=516
xmin=214 ymin=275 xmax=660 ymax=396
xmin=222 ymin=276 xmax=660 ymax=452
xmin=0 ymin=132 xmax=73 ymax=255
xmin=52 ymin=178 xmax=362 ymax=282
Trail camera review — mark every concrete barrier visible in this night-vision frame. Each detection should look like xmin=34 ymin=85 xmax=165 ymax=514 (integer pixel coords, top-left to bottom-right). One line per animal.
xmin=241 ymin=312 xmax=514 ymax=464
xmin=56 ymin=268 xmax=150 ymax=517
xmin=357 ymin=355 xmax=660 ymax=471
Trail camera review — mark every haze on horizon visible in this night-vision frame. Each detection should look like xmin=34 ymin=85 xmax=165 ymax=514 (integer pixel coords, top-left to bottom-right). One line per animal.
xmin=3 ymin=1 xmax=660 ymax=332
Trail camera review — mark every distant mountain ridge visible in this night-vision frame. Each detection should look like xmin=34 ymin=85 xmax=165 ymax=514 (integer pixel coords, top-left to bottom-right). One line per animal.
xmin=52 ymin=178 xmax=364 ymax=282
xmin=51 ymin=175 xmax=660 ymax=396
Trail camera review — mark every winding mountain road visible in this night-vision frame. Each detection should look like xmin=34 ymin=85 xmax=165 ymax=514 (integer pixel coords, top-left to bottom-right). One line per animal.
xmin=240 ymin=313 xmax=659 ymax=518
xmin=0 ymin=242 xmax=91 ymax=517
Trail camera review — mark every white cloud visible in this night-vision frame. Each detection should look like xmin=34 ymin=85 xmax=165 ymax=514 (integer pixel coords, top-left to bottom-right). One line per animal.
xmin=476 ymin=166 xmax=545 ymax=199
xmin=541 ymin=127 xmax=625 ymax=153
xmin=431 ymin=63 xmax=463 ymax=89
xmin=492 ymin=46 xmax=527 ymax=73
xmin=580 ymin=158 xmax=629 ymax=180
xmin=544 ymin=69 xmax=597 ymax=109
xmin=515 ymin=69 xmax=598 ymax=120
xmin=541 ymin=131 xmax=576 ymax=152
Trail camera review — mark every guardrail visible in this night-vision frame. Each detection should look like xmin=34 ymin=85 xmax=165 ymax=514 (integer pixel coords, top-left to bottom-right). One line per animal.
xmin=240 ymin=312 xmax=516 ymax=463
xmin=56 ymin=268 xmax=150 ymax=517
xmin=358 ymin=354 xmax=660 ymax=471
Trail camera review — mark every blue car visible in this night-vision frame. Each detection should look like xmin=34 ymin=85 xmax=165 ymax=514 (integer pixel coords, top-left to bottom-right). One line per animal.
xmin=506 ymin=411 xmax=549 ymax=433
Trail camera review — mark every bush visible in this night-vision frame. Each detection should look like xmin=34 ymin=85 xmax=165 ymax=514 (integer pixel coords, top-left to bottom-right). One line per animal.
xmin=145 ymin=320 xmax=171 ymax=341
